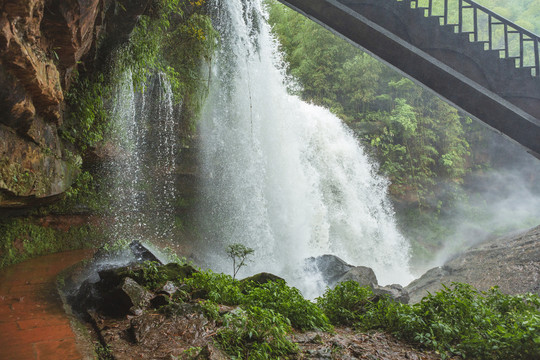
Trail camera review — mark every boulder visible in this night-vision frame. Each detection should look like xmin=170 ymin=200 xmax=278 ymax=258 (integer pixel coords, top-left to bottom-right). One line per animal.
xmin=406 ymin=225 xmax=540 ymax=303
xmin=240 ymin=272 xmax=285 ymax=285
xmin=0 ymin=125 xmax=79 ymax=206
xmin=336 ymin=266 xmax=378 ymax=288
xmin=102 ymin=277 xmax=153 ymax=316
xmin=159 ymin=281 xmax=180 ymax=296
xmin=305 ymin=254 xmax=354 ymax=286
xmin=305 ymin=254 xmax=410 ymax=303
xmin=129 ymin=240 xmax=162 ymax=263
xmin=373 ymin=284 xmax=409 ymax=304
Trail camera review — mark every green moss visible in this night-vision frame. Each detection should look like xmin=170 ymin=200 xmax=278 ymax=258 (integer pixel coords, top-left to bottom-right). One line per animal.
xmin=0 ymin=157 xmax=50 ymax=197
xmin=61 ymin=74 xmax=111 ymax=153
xmin=0 ymin=218 xmax=103 ymax=269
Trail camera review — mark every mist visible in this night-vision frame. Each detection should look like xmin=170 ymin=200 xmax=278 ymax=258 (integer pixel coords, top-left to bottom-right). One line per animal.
xmin=413 ymin=127 xmax=540 ymax=274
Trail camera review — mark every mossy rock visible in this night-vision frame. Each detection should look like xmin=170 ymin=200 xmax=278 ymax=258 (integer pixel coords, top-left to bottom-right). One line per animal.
xmin=240 ymin=272 xmax=285 ymax=286
xmin=161 ymin=263 xmax=198 ymax=282
xmin=98 ymin=263 xmax=198 ymax=290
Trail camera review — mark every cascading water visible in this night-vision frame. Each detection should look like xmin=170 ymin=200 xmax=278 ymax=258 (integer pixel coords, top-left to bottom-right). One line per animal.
xmin=197 ymin=0 xmax=413 ymax=295
xmin=107 ymin=71 xmax=178 ymax=245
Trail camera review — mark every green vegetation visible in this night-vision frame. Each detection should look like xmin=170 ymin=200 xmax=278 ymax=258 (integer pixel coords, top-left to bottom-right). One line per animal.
xmin=0 ymin=218 xmax=101 ymax=268
xmin=217 ymin=306 xmax=298 ymax=359
xmin=62 ymin=0 xmax=217 ymax=151
xmin=127 ymin=261 xmax=540 ymax=360
xmin=0 ymin=158 xmax=53 ymax=198
xmin=184 ymin=270 xmax=331 ymax=332
xmin=265 ymin=0 xmax=480 ymax=261
xmin=117 ymin=0 xmax=217 ymax=129
xmin=266 ymin=1 xmax=473 ymax=211
xmin=264 ymin=0 xmax=540 ymax=263
xmin=226 ymin=243 xmax=255 ymax=279
xmin=61 ymin=74 xmax=111 ymax=153
xmin=56 ymin=0 xmax=217 ymax=213
xmin=317 ymin=281 xmax=540 ymax=360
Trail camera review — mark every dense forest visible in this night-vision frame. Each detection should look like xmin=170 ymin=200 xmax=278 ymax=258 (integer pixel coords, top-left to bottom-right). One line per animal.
xmin=265 ymin=0 xmax=540 ymax=266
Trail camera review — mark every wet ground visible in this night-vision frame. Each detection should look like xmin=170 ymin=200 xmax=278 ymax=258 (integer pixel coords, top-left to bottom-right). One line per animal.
xmin=0 ymin=250 xmax=95 ymax=360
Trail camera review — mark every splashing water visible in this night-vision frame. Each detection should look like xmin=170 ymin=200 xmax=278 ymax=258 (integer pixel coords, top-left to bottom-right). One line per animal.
xmin=107 ymin=71 xmax=178 ymax=245
xmin=196 ymin=0 xmax=413 ymax=295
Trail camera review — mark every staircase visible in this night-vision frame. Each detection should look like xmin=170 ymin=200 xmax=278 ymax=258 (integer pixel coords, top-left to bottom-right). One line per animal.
xmin=277 ymin=0 xmax=540 ymax=158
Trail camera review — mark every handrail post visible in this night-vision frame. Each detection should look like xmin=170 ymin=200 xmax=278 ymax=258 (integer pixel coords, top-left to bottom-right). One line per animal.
xmin=488 ymin=15 xmax=492 ymax=50
xmin=428 ymin=0 xmax=432 ymax=16
xmin=458 ymin=0 xmax=463 ymax=33
xmin=504 ymin=24 xmax=509 ymax=58
xmin=535 ymin=39 xmax=540 ymax=76
xmin=520 ymin=33 xmax=524 ymax=67
xmin=473 ymin=7 xmax=478 ymax=42
xmin=444 ymin=0 xmax=448 ymax=25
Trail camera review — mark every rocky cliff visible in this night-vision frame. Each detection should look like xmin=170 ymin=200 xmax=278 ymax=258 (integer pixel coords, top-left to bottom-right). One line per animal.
xmin=0 ymin=0 xmax=149 ymax=209
xmin=406 ymin=225 xmax=540 ymax=303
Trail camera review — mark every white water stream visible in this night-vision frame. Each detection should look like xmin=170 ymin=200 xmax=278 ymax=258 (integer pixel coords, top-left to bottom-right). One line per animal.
xmin=196 ymin=0 xmax=413 ymax=296
xmin=108 ymin=71 xmax=178 ymax=245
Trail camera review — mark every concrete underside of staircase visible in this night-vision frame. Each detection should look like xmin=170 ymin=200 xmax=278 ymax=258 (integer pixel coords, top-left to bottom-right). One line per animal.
xmin=278 ymin=0 xmax=540 ymax=158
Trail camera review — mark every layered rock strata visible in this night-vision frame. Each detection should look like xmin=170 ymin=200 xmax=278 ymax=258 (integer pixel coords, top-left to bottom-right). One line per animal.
xmin=0 ymin=0 xmax=149 ymax=208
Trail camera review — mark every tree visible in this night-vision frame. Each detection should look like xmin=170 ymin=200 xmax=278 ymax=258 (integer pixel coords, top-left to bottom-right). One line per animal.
xmin=226 ymin=243 xmax=255 ymax=280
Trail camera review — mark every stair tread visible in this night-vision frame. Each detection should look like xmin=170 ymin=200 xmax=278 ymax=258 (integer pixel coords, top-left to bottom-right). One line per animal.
xmin=345 ymin=0 xmax=540 ymax=82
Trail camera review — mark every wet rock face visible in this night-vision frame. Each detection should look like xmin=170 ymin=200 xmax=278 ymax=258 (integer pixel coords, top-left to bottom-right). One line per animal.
xmin=307 ymin=254 xmax=410 ymax=304
xmin=407 ymin=225 xmax=540 ymax=303
xmin=306 ymin=254 xmax=354 ymax=286
xmin=0 ymin=0 xmax=151 ymax=208
xmin=336 ymin=266 xmax=378 ymax=288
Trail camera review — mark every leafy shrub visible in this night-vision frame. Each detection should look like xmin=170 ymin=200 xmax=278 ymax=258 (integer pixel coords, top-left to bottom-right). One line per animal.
xmin=244 ymin=280 xmax=331 ymax=331
xmin=316 ymin=281 xmax=374 ymax=326
xmin=391 ymin=284 xmax=540 ymax=359
xmin=216 ymin=306 xmax=298 ymax=359
xmin=198 ymin=300 xmax=221 ymax=320
xmin=63 ymin=75 xmax=110 ymax=152
xmin=0 ymin=218 xmax=100 ymax=268
xmin=133 ymin=261 xmax=170 ymax=290
xmin=183 ymin=270 xmax=331 ymax=331
xmin=318 ymin=281 xmax=540 ymax=359
xmin=184 ymin=270 xmax=244 ymax=305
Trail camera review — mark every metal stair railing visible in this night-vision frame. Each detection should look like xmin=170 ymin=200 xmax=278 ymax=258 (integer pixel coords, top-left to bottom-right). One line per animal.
xmin=404 ymin=0 xmax=540 ymax=77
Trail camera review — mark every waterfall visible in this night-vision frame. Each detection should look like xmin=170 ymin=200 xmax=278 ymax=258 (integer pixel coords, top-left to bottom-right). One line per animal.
xmin=196 ymin=0 xmax=413 ymax=295
xmin=107 ymin=71 xmax=178 ymax=245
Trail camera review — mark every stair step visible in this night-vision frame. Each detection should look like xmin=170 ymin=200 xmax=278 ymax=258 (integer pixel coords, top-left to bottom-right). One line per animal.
xmin=357 ymin=0 xmax=540 ymax=84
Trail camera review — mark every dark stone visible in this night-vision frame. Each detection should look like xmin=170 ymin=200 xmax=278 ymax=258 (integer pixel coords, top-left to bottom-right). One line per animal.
xmin=97 ymin=262 xmax=196 ymax=291
xmin=150 ymin=294 xmax=170 ymax=309
xmin=102 ymin=277 xmax=153 ymax=316
xmin=70 ymin=279 xmax=101 ymax=317
xmin=305 ymin=254 xmax=354 ymax=286
xmin=129 ymin=241 xmax=162 ymax=263
xmin=158 ymin=281 xmax=179 ymax=296
xmin=372 ymin=284 xmax=409 ymax=304
xmin=336 ymin=266 xmax=378 ymax=288
xmin=159 ymin=263 xmax=198 ymax=282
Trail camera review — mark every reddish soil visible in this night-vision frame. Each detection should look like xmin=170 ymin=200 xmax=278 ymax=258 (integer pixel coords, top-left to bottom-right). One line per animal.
xmin=0 ymin=250 xmax=95 ymax=360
